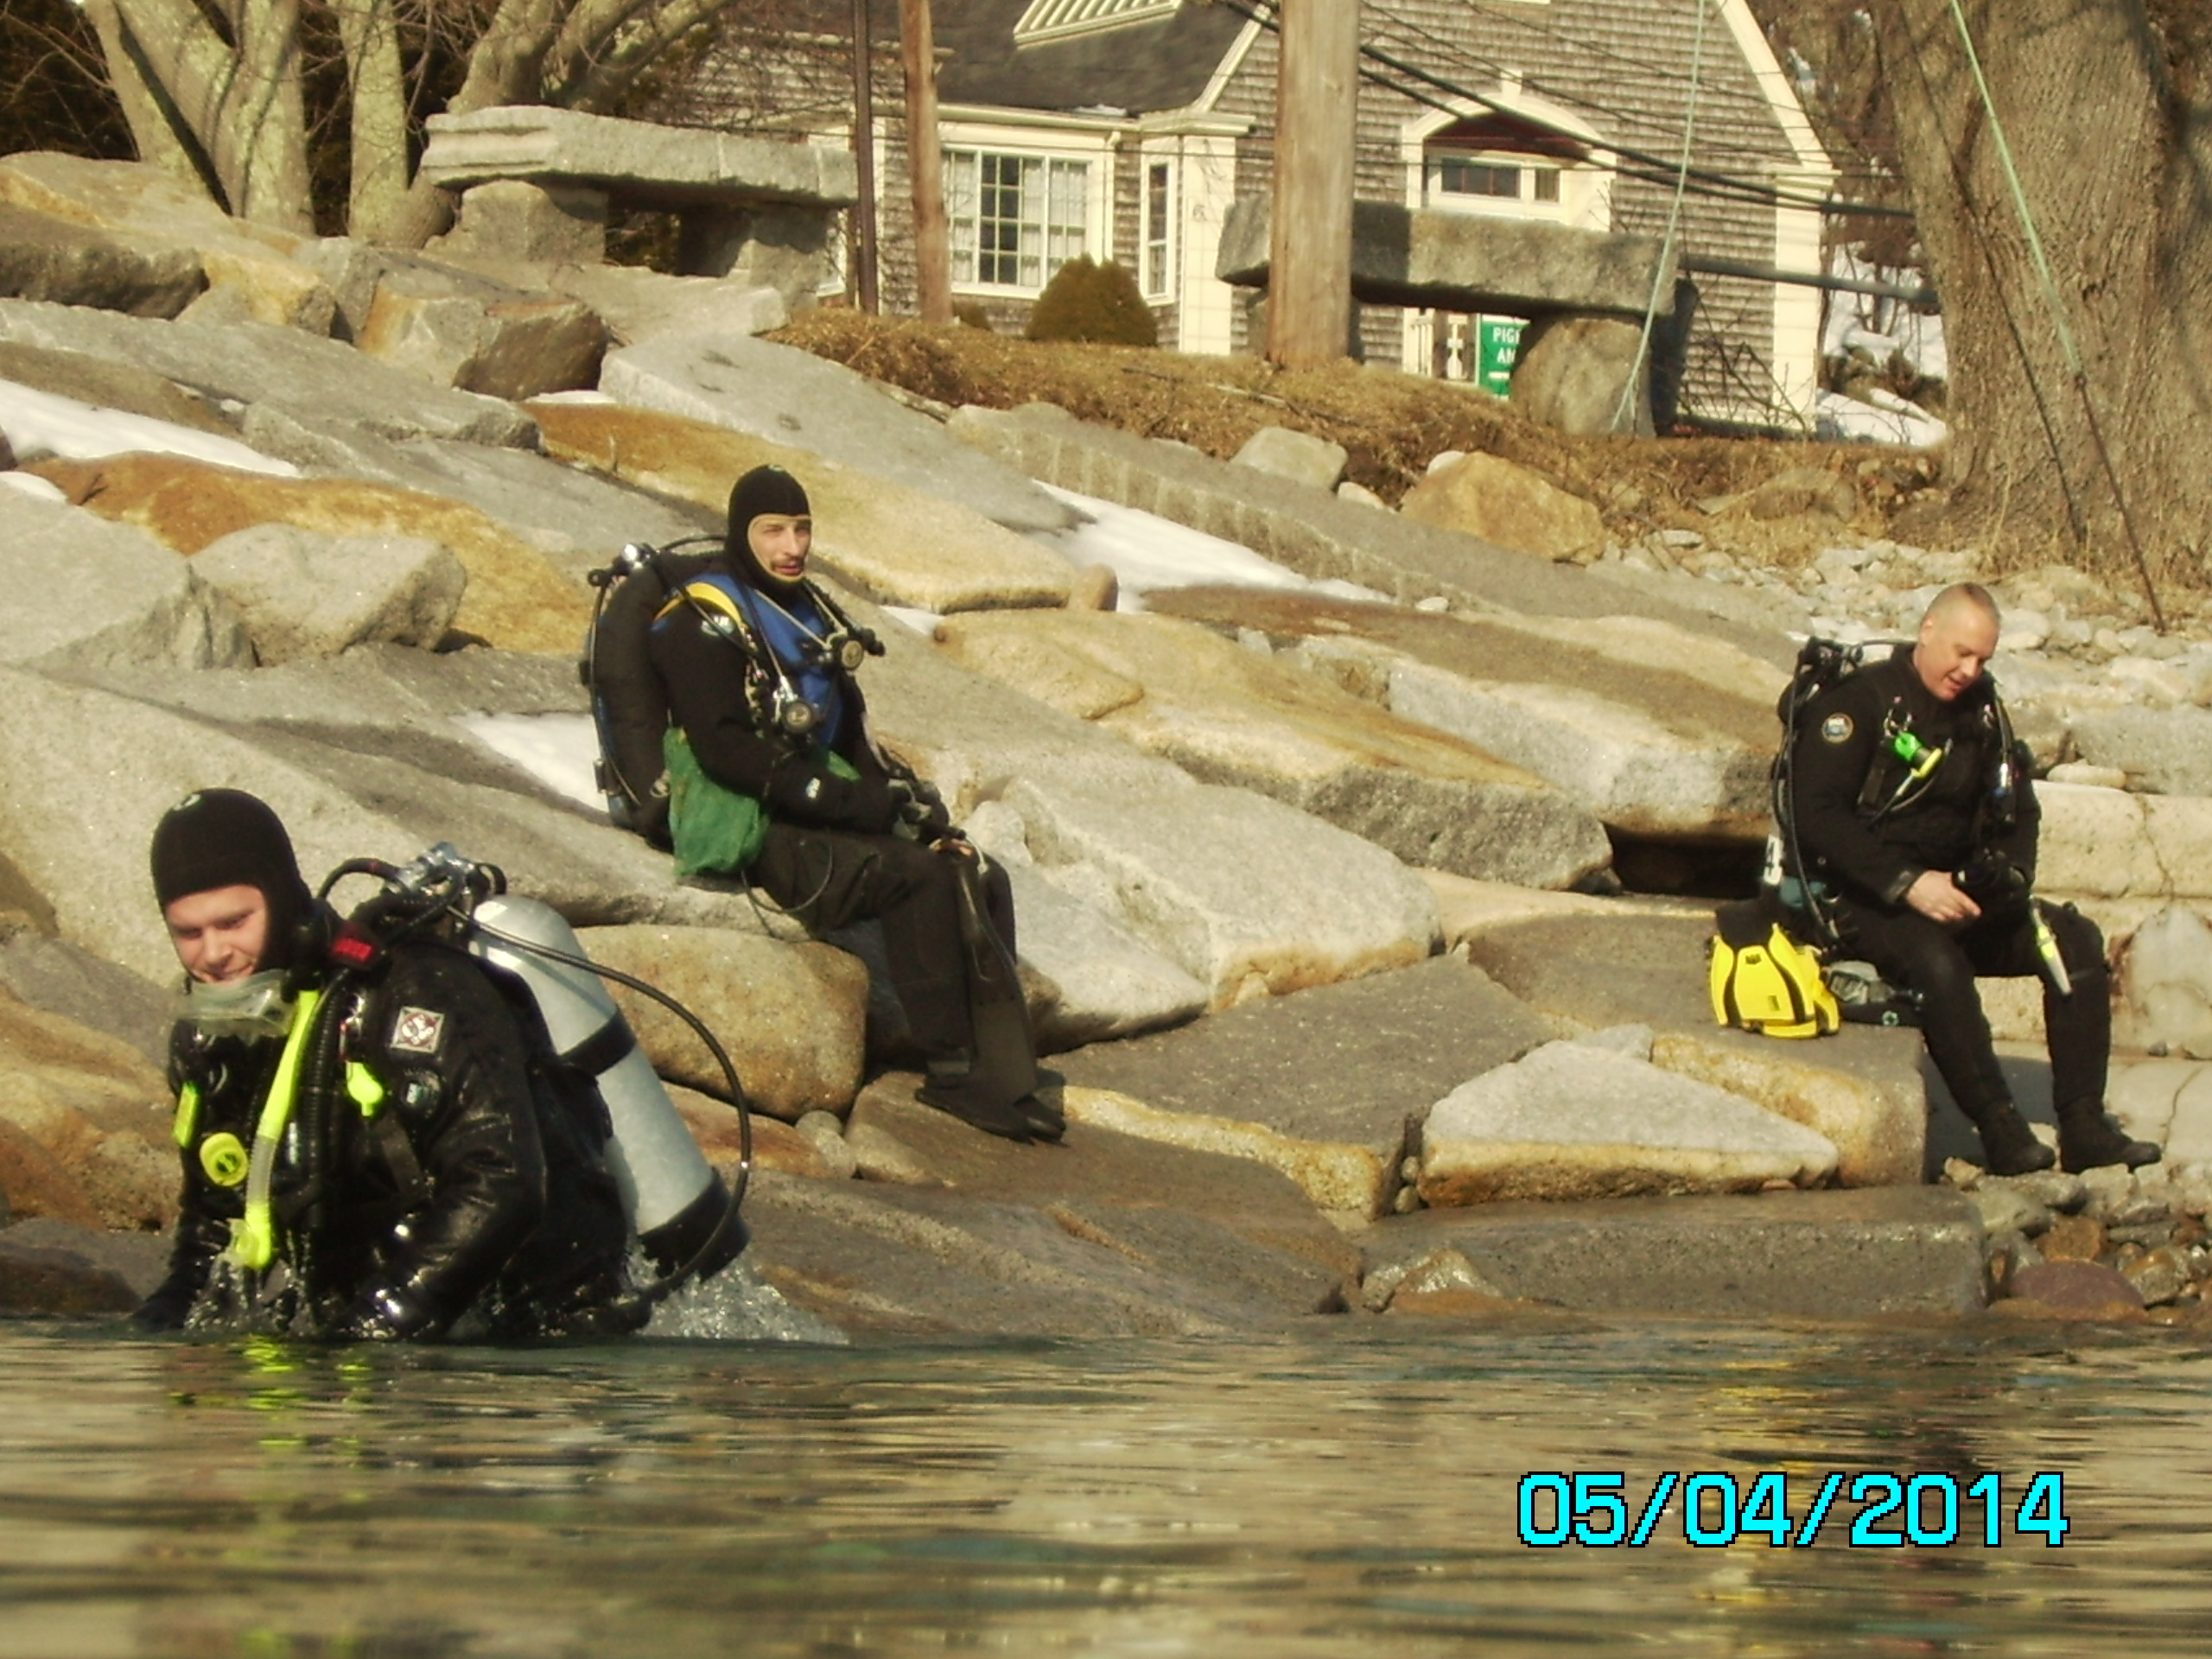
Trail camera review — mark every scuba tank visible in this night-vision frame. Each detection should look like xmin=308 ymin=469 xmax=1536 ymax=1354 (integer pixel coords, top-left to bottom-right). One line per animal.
xmin=469 ymin=894 xmax=745 ymax=1281
xmin=324 ymin=845 xmax=749 ymax=1296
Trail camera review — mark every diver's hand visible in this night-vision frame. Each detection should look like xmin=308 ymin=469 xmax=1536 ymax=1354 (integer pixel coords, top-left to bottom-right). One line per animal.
xmin=334 ymin=1285 xmax=435 ymax=1342
xmin=1906 ymin=869 xmax=1980 ymax=925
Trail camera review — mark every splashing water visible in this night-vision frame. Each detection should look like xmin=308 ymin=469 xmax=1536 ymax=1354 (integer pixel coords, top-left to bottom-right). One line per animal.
xmin=645 ymin=1257 xmax=849 ymax=1344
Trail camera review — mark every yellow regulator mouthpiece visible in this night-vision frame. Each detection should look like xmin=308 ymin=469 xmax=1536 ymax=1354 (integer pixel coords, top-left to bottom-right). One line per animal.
xmin=198 ymin=1132 xmax=250 ymax=1188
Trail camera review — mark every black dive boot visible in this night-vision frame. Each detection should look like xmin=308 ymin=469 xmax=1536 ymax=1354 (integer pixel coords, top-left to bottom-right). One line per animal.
xmin=917 ymin=1061 xmax=1034 ymax=1142
xmin=1963 ymin=1098 xmax=2056 ymax=1177
xmin=2055 ymin=1097 xmax=2160 ymax=1173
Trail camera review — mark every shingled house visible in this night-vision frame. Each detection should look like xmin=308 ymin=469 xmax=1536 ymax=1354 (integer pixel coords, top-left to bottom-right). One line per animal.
xmin=676 ymin=1 xmax=1837 ymax=429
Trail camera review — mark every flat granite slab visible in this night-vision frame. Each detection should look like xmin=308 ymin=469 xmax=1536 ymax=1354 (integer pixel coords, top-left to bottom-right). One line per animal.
xmin=1463 ymin=907 xmax=1932 ymax=1186
xmin=1054 ymin=955 xmax=1556 ymax=1215
xmin=1359 ymin=1185 xmax=1987 ymax=1319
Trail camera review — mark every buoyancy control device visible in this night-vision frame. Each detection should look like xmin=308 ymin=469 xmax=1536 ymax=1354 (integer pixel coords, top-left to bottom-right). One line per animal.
xmin=582 ymin=540 xmax=888 ymax=845
xmin=582 ymin=539 xmax=721 ymax=845
xmin=322 ymin=844 xmax=748 ymax=1294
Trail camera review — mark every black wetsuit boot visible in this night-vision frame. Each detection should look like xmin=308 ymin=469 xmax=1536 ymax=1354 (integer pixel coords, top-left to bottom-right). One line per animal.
xmin=1961 ymin=1096 xmax=2057 ymax=1177
xmin=2054 ymin=1097 xmax=2160 ymax=1173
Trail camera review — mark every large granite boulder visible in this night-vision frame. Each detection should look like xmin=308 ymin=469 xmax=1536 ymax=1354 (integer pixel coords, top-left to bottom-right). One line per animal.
xmin=740 ymin=1081 xmax=1357 ymax=1336
xmin=836 ymin=587 xmax=1446 ymax=1009
xmin=0 ymin=153 xmax=329 ymax=329
xmin=0 ymin=341 xmax=237 ymax=435
xmin=224 ymin=412 xmax=709 ymax=581
xmin=28 ymin=454 xmax=588 ymax=655
xmin=1358 ymin=1186 xmax=1986 ymax=1318
xmin=1148 ymin=587 xmax=1783 ymax=842
xmin=530 ymin=397 xmax=1073 ymax=611
xmin=0 ymin=658 xmax=758 ymax=985
xmin=1000 ymin=775 xmax=1440 ymax=1008
xmin=1459 ymin=908 xmax=1930 ymax=1186
xmin=1419 ymin=1034 xmax=1840 ymax=1205
xmin=934 ymin=609 xmax=1611 ymax=887
xmin=0 ymin=200 xmax=203 ymax=317
xmin=356 ymin=270 xmax=606 ymax=401
xmin=946 ymin=402 xmax=1796 ymax=658
xmin=547 ymin=264 xmax=789 ymax=347
xmin=961 ymin=833 xmax=1209 ymax=1051
xmin=0 ymin=987 xmax=174 ymax=1231
xmin=0 ymin=489 xmax=251 ymax=674
xmin=192 ymin=524 xmax=467 ymax=664
xmin=1053 ymin=955 xmax=1555 ymax=1218
xmin=575 ymin=925 xmax=868 ymax=1122
xmin=2036 ymin=783 xmax=2212 ymax=903
xmin=0 ymin=298 xmax=534 ymax=448
xmin=597 ymin=333 xmax=1076 ymax=535
xmin=2069 ymin=706 xmax=2212 ymax=798
xmin=1399 ymin=451 xmax=1606 ymax=563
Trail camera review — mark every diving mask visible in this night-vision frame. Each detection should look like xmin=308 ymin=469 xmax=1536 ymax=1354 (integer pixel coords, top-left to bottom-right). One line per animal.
xmin=177 ymin=969 xmax=299 ymax=1039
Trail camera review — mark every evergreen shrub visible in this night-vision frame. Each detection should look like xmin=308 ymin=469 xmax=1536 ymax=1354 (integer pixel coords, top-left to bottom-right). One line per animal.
xmin=1025 ymin=257 xmax=1158 ymax=346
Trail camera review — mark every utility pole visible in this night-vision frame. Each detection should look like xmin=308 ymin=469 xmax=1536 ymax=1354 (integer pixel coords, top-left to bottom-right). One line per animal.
xmin=851 ymin=0 xmax=879 ymax=312
xmin=1268 ymin=0 xmax=1359 ymax=368
xmin=899 ymin=0 xmax=953 ymax=323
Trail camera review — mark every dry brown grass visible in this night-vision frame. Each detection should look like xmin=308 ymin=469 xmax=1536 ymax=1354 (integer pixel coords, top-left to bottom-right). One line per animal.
xmin=771 ymin=308 xmax=1945 ymax=570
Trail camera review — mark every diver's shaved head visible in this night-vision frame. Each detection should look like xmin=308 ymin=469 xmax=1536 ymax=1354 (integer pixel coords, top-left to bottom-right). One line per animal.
xmin=1922 ymin=582 xmax=2001 ymax=632
xmin=1914 ymin=582 xmax=2001 ymax=701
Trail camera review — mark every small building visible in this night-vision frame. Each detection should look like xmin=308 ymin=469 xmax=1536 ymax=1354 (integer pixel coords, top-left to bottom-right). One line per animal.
xmin=674 ymin=1 xmax=1837 ymax=429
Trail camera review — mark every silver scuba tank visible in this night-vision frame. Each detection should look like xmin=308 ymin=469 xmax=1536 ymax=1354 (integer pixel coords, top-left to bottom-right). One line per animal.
xmin=468 ymin=895 xmax=742 ymax=1281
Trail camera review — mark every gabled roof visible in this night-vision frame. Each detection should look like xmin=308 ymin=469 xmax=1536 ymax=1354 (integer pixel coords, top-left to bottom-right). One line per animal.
xmin=931 ymin=0 xmax=1249 ymax=116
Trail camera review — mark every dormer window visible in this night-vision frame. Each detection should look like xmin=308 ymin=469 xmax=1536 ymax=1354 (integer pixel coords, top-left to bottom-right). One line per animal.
xmin=1423 ymin=112 xmax=1586 ymax=219
xmin=1014 ymin=0 xmax=1180 ymax=48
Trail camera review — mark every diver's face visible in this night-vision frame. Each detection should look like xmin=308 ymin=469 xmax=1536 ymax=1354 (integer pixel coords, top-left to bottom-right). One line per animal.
xmin=1913 ymin=603 xmax=1998 ymax=701
xmin=164 ymin=885 xmax=270 ymax=984
xmin=747 ymin=514 xmax=812 ymax=584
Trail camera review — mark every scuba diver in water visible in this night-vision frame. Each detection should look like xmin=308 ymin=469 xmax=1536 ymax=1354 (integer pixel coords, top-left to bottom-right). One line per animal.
xmin=643 ymin=464 xmax=1055 ymax=1144
xmin=136 ymin=789 xmax=650 ymax=1339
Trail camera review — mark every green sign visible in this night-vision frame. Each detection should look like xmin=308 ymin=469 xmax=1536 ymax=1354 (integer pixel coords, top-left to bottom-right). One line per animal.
xmin=1477 ymin=316 xmax=1524 ymax=396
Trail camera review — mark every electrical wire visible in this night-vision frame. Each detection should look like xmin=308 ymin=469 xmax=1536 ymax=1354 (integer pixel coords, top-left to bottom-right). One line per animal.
xmin=1612 ymin=0 xmax=1711 ymax=433
xmin=1211 ymin=0 xmax=1910 ymax=220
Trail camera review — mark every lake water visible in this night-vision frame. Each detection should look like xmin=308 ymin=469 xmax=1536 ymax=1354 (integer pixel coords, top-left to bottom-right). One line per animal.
xmin=3 ymin=1303 xmax=2209 ymax=1658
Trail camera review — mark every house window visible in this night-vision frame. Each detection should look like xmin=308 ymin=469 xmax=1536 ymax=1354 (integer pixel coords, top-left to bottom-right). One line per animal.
xmin=1144 ymin=162 xmax=1173 ymax=296
xmin=946 ymin=149 xmax=1090 ymax=290
xmin=1432 ymin=156 xmax=1561 ymax=205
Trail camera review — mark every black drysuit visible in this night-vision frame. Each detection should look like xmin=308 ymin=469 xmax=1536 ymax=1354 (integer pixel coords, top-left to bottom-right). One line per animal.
xmin=1789 ymin=645 xmax=2108 ymax=1122
xmin=140 ymin=941 xmax=639 ymax=1339
xmin=646 ymin=563 xmax=1014 ymax=1067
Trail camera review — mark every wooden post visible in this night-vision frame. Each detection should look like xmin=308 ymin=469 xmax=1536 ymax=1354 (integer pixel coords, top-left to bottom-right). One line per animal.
xmin=851 ymin=0 xmax=880 ymax=312
xmin=899 ymin=0 xmax=953 ymax=323
xmin=1268 ymin=0 xmax=1359 ymax=368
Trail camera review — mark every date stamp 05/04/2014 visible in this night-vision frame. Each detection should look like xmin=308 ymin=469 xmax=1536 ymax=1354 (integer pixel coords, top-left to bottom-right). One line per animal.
xmin=1517 ymin=1471 xmax=2071 ymax=1548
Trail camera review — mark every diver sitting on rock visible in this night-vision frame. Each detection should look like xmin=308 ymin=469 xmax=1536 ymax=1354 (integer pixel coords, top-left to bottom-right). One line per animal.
xmin=646 ymin=464 xmax=1055 ymax=1144
xmin=136 ymin=789 xmax=645 ymax=1339
xmin=1785 ymin=584 xmax=2159 ymax=1178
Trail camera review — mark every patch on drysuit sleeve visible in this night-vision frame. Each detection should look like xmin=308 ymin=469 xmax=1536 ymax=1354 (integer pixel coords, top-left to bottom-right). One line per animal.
xmin=1820 ymin=713 xmax=1855 ymax=744
xmin=389 ymin=1005 xmax=448 ymax=1058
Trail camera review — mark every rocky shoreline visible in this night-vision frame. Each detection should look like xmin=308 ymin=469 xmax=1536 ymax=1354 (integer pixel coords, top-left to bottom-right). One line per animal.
xmin=8 ymin=149 xmax=2212 ymax=1339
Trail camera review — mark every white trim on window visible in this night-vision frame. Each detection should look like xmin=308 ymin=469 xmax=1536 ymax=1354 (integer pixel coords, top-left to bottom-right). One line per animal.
xmin=1142 ymin=157 xmax=1175 ymax=298
xmin=942 ymin=137 xmax=1106 ymax=295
